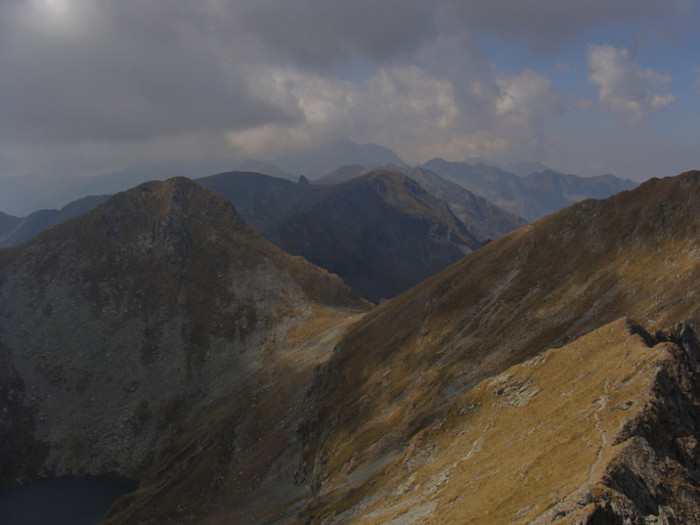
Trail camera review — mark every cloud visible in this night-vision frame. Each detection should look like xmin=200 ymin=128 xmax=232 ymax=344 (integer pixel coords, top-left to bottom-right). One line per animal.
xmin=226 ymin=65 xmax=461 ymax=160
xmin=0 ymin=0 xmax=693 ymax=181
xmin=587 ymin=44 xmax=675 ymax=122
xmin=440 ymin=0 xmax=688 ymax=51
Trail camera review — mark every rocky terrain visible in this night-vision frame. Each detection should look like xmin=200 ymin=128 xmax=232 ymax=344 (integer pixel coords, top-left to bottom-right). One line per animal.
xmin=0 ymin=178 xmax=368 ymax=489
xmin=1 ymin=171 xmax=699 ymax=524
xmin=297 ymin=318 xmax=700 ymax=524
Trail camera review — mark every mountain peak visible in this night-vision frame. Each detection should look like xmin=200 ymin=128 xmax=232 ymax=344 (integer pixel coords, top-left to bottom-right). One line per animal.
xmin=274 ymin=138 xmax=406 ymax=179
xmin=267 ymin=168 xmax=479 ymax=302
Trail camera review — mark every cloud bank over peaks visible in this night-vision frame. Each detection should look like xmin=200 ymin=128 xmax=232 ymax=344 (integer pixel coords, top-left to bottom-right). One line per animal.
xmin=226 ymin=65 xmax=462 ymax=160
xmin=587 ymin=44 xmax=676 ymax=123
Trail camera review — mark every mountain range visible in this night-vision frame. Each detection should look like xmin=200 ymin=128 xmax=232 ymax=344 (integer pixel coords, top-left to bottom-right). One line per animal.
xmin=316 ymin=165 xmax=528 ymax=241
xmin=423 ymin=158 xmax=638 ymax=221
xmin=3 ymin=168 xmax=523 ymax=302
xmin=274 ymin=138 xmax=406 ymax=179
xmin=1 ymin=137 xmax=635 ymax=226
xmin=0 ymin=195 xmax=110 ymax=247
xmin=1 ymin=170 xmax=699 ymax=523
xmin=266 ymin=170 xmax=481 ymax=302
xmin=203 ymin=168 xmax=524 ymax=302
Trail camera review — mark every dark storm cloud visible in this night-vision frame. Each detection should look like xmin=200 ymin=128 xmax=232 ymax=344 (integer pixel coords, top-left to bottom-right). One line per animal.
xmin=0 ymin=0 xmax=304 ymax=145
xmin=0 ymin=0 xmax=692 ymax=179
xmin=227 ymin=0 xmax=438 ymax=70
xmin=440 ymin=0 xmax=689 ymax=50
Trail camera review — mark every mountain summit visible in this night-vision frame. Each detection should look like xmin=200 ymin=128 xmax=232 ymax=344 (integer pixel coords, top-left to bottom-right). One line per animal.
xmin=0 ymin=177 xmax=367 ymax=487
xmin=275 ymin=138 xmax=406 ymax=179
xmin=267 ymin=169 xmax=481 ymax=302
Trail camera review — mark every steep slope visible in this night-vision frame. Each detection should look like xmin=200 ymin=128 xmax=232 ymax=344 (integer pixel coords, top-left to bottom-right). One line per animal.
xmin=267 ymin=169 xmax=481 ymax=302
xmin=424 ymin=158 xmax=637 ymax=220
xmin=0 ymin=195 xmax=110 ymax=247
xmin=0 ymin=177 xmax=368 ymax=493
xmin=4 ymin=170 xmax=700 ymax=524
xmin=298 ymin=318 xmax=700 ymax=524
xmin=296 ymin=170 xmax=700 ymax=523
xmin=196 ymin=171 xmax=320 ymax=233
xmin=0 ymin=211 xmax=20 ymax=239
xmin=402 ymin=166 xmax=527 ymax=241
xmin=275 ymin=138 xmax=406 ymax=179
xmin=316 ymin=165 xmax=527 ymax=241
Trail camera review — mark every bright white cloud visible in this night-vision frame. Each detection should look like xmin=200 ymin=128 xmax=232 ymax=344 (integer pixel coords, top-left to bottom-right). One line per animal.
xmin=587 ymin=44 xmax=676 ymax=122
xmin=495 ymin=70 xmax=557 ymax=125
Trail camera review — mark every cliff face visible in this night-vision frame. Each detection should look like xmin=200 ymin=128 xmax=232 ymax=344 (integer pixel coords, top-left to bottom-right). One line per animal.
xmin=0 ymin=178 xmax=367 ymax=488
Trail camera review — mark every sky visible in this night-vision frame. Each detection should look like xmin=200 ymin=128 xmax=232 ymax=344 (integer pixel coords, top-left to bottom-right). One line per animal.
xmin=1 ymin=0 xmax=699 ymax=184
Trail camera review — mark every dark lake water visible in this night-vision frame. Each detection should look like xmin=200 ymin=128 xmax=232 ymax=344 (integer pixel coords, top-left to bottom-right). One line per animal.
xmin=0 ymin=475 xmax=138 ymax=525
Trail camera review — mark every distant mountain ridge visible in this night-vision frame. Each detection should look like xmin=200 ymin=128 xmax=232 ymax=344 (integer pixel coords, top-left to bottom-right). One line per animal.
xmin=196 ymin=171 xmax=319 ymax=233
xmin=274 ymin=138 xmax=406 ymax=179
xmin=267 ymin=169 xmax=481 ymax=302
xmin=316 ymin=164 xmax=527 ymax=241
xmin=0 ymin=169 xmax=523 ymax=304
xmin=197 ymin=169 xmax=525 ymax=301
xmin=0 ymin=195 xmax=110 ymax=247
xmin=424 ymin=157 xmax=637 ymax=220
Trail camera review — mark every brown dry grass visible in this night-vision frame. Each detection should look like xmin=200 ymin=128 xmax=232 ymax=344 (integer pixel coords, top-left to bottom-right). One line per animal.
xmin=298 ymin=171 xmax=700 ymax=519
xmin=302 ymin=318 xmax=672 ymax=524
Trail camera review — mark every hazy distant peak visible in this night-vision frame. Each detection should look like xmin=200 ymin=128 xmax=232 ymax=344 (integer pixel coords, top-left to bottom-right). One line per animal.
xmin=464 ymin=157 xmax=504 ymax=169
xmin=505 ymin=161 xmax=558 ymax=177
xmin=274 ymin=138 xmax=406 ymax=179
xmin=237 ymin=159 xmax=296 ymax=181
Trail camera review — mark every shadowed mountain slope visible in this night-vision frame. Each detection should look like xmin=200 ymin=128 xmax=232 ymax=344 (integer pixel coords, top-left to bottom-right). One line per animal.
xmin=316 ymin=165 xmax=527 ymax=241
xmin=402 ymin=166 xmax=527 ymax=241
xmin=295 ymin=170 xmax=700 ymax=523
xmin=0 ymin=195 xmax=110 ymax=247
xmin=0 ymin=178 xmax=368 ymax=491
xmin=0 ymin=211 xmax=20 ymax=238
xmin=424 ymin=158 xmax=637 ymax=221
xmin=196 ymin=171 xmax=321 ymax=233
xmin=267 ymin=169 xmax=481 ymax=302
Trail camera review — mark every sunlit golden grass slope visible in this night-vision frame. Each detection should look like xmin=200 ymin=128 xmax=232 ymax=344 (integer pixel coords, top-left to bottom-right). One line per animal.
xmin=299 ymin=171 xmax=700 ymax=521
xmin=299 ymin=317 xmax=700 ymax=523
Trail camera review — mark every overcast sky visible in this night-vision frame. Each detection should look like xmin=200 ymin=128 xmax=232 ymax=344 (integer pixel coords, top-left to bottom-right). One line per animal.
xmin=1 ymin=0 xmax=699 ymax=183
